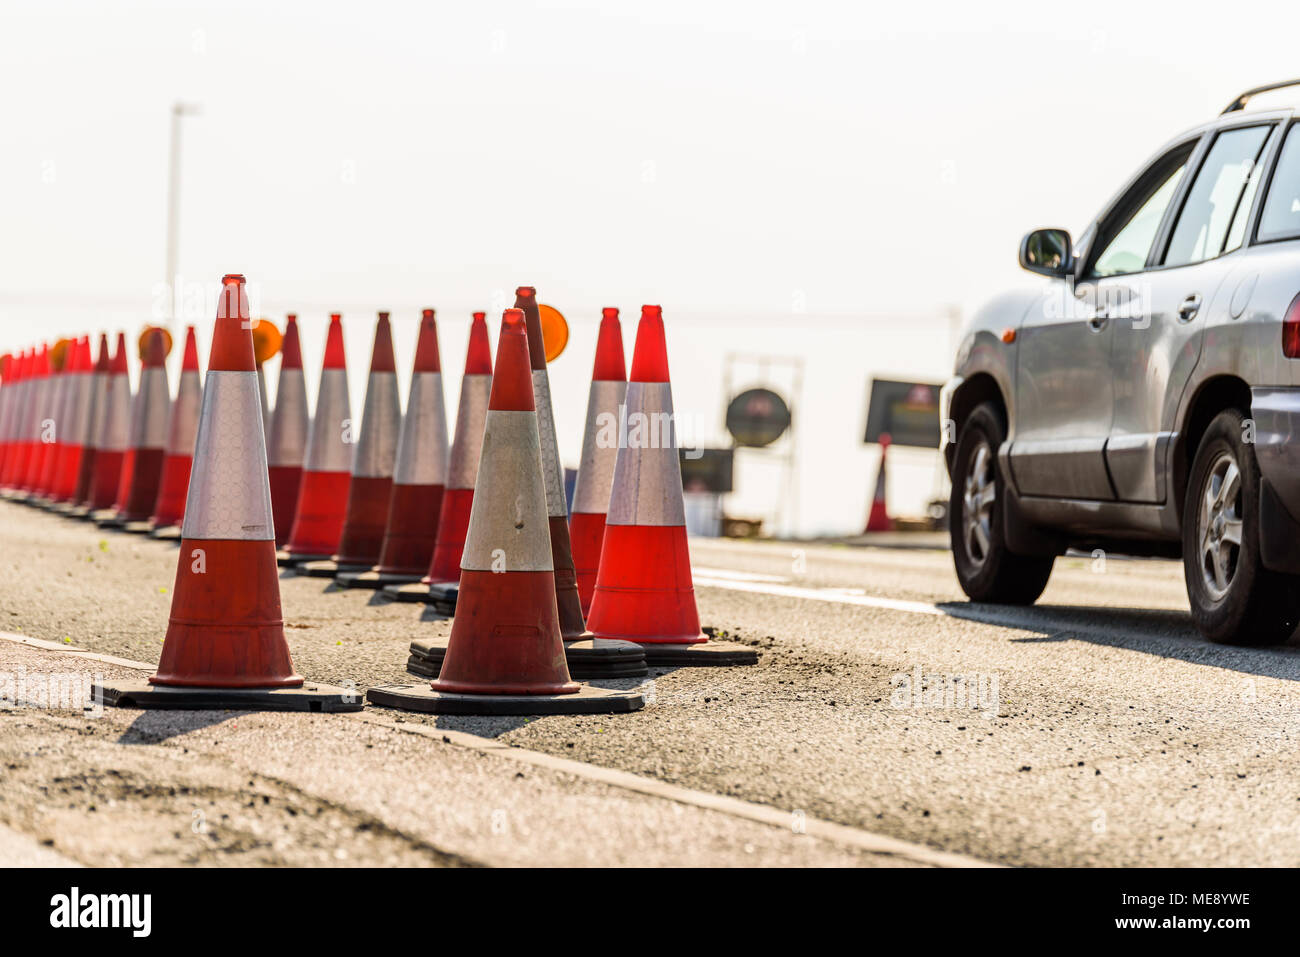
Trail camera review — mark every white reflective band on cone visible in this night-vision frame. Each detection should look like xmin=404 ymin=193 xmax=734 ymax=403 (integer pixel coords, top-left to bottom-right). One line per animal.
xmin=12 ymin=381 xmax=32 ymax=443
xmin=68 ymin=374 xmax=94 ymax=450
xmin=531 ymin=370 xmax=567 ymax=518
xmin=572 ymin=379 xmax=628 ymax=515
xmin=82 ymin=372 xmax=106 ymax=448
xmin=459 ymin=410 xmax=553 ymax=572
xmin=303 ymin=368 xmax=352 ymax=472
xmin=393 ymin=372 xmax=448 ymax=485
xmin=446 ymin=373 xmax=491 ymax=490
xmin=128 ymin=367 xmax=170 ymax=450
xmin=46 ymin=376 xmax=69 ymax=443
xmin=351 ymin=371 xmax=400 ymax=478
xmin=181 ymin=372 xmax=274 ymax=541
xmin=99 ymin=376 xmax=132 ymax=453
xmin=606 ymin=381 xmax=687 ymax=527
xmin=27 ymin=378 xmax=49 ymax=442
xmin=165 ymin=371 xmax=202 ymax=456
xmin=257 ymin=366 xmax=271 ymax=439
xmin=267 ymin=368 xmax=309 ymax=467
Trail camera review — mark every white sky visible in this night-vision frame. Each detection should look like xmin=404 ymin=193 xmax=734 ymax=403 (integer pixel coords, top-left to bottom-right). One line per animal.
xmin=4 ymin=0 xmax=1300 ymax=534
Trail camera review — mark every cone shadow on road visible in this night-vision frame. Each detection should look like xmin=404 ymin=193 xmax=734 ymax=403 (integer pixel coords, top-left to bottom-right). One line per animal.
xmin=117 ymin=709 xmax=234 ymax=745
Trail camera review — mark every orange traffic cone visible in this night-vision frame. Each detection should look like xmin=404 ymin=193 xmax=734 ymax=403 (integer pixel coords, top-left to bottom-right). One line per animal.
xmin=367 ymin=309 xmax=645 ymax=716
xmin=149 ymin=326 xmax=202 ymax=537
xmin=382 ymin=311 xmax=492 ymax=603
xmin=47 ymin=337 xmax=93 ymax=506
xmin=865 ymin=433 xmax=894 ymax=532
xmin=94 ymin=275 xmax=362 ymax=713
xmin=0 ymin=350 xmax=20 ymax=491
xmin=267 ymin=314 xmax=308 ymax=548
xmin=100 ymin=328 xmax=171 ymax=531
xmin=571 ymin=308 xmax=627 ymax=616
xmin=65 ymin=335 xmax=111 ymax=516
xmin=33 ymin=339 xmax=73 ymax=504
xmin=16 ymin=343 xmax=51 ymax=499
xmin=299 ymin=312 xmax=400 ymax=578
xmin=0 ymin=349 xmax=30 ymax=493
xmin=586 ymin=306 xmax=757 ymax=666
xmin=339 ymin=309 xmax=448 ymax=588
xmin=86 ymin=334 xmax=132 ymax=518
xmin=281 ymin=313 xmax=352 ymax=565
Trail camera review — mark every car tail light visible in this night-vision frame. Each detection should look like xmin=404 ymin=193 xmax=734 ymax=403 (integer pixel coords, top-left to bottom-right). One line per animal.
xmin=1285 ymin=293 xmax=1300 ymax=357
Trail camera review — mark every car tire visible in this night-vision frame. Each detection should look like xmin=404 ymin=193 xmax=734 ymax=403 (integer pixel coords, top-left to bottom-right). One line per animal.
xmin=950 ymin=401 xmax=1054 ymax=605
xmin=1182 ymin=408 xmax=1300 ymax=645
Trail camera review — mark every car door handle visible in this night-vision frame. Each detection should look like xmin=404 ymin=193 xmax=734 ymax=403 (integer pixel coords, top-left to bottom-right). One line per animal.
xmin=1088 ymin=314 xmax=1109 ymax=331
xmin=1178 ymin=293 xmax=1202 ymax=322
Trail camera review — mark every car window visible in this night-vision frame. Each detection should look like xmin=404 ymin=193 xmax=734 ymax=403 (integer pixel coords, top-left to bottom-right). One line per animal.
xmin=1163 ymin=125 xmax=1271 ymax=267
xmin=1258 ymin=122 xmax=1300 ymax=243
xmin=1089 ymin=163 xmax=1187 ymax=278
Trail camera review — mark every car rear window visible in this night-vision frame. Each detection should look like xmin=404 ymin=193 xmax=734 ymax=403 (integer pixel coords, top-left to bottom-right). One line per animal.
xmin=1258 ymin=122 xmax=1300 ymax=243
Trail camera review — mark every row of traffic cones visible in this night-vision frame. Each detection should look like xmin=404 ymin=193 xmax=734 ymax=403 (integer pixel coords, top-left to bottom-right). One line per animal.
xmin=2 ymin=274 xmax=757 ymax=719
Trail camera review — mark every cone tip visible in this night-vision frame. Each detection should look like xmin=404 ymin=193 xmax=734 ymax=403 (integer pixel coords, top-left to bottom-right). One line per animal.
xmin=488 ymin=309 xmax=534 ymax=412
xmin=369 ymin=312 xmax=396 ymax=373
xmin=464 ymin=311 xmax=493 ymax=374
xmin=413 ymin=309 xmax=441 ymax=373
xmin=593 ymin=309 xmax=627 ymax=382
xmin=181 ymin=325 xmax=200 ymax=371
xmin=323 ymin=314 xmax=347 ymax=369
xmin=143 ymin=328 xmax=167 ymax=367
xmin=629 ymin=305 xmax=670 ymax=383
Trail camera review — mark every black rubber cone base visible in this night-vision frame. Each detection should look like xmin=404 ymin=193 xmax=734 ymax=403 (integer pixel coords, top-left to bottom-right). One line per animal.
xmin=297 ymin=558 xmax=372 ymax=579
xmin=148 ymin=525 xmax=182 ymax=541
xmin=276 ymin=549 xmax=332 ymax=568
xmin=63 ymin=504 xmax=95 ymax=520
xmin=122 ymin=520 xmax=153 ymax=535
xmin=93 ymin=678 xmax=364 ymax=713
xmin=48 ymin=501 xmax=82 ymax=516
xmin=368 ymin=682 xmax=645 ymax=715
xmin=408 ymin=635 xmax=648 ymax=679
xmin=635 ymin=638 xmax=760 ymax=666
xmin=381 ymin=581 xmax=442 ymax=604
xmin=427 ymin=582 xmax=459 ymax=615
xmin=94 ymin=511 xmax=127 ymax=529
xmin=336 ymin=568 xmax=423 ymax=589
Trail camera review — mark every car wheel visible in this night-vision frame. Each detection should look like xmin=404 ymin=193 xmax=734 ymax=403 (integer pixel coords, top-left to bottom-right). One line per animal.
xmin=950 ymin=401 xmax=1054 ymax=604
xmin=1182 ymin=408 xmax=1300 ymax=645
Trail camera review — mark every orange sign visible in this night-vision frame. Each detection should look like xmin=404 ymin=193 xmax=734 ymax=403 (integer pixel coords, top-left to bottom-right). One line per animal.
xmin=538 ymin=304 xmax=569 ymax=362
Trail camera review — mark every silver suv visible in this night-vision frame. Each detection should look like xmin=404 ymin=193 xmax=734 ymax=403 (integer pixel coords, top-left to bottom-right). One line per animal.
xmin=944 ymin=80 xmax=1300 ymax=645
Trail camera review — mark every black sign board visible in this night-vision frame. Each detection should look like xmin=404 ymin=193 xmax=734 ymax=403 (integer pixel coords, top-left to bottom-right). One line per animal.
xmin=725 ymin=387 xmax=792 ymax=448
xmin=864 ymin=379 xmax=942 ymax=448
xmin=679 ymin=448 xmax=734 ymax=493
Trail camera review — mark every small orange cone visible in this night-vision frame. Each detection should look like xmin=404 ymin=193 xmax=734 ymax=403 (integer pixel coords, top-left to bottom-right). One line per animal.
xmin=382 ymin=311 xmax=492 ymax=603
xmin=282 ymin=314 xmax=352 ymax=565
xmin=586 ymin=306 xmax=757 ymax=666
xmin=17 ymin=343 xmax=51 ymax=498
xmin=0 ymin=350 xmax=22 ymax=491
xmin=339 ymin=309 xmax=448 ymax=588
xmin=149 ymin=326 xmax=202 ymax=536
xmin=570 ymin=308 xmax=627 ymax=616
xmin=367 ymin=309 xmax=645 ymax=716
xmin=299 ymin=312 xmax=401 ymax=578
xmin=0 ymin=349 xmax=32 ymax=493
xmin=66 ymin=335 xmax=111 ymax=515
xmin=33 ymin=339 xmax=73 ymax=504
xmin=94 ymin=275 xmax=361 ymax=713
xmin=47 ymin=337 xmax=93 ymax=506
xmin=100 ymin=328 xmax=171 ymax=530
xmin=865 ymin=433 xmax=894 ymax=533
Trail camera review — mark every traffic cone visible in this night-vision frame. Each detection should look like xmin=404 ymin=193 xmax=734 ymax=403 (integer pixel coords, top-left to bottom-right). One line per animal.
xmin=94 ymin=275 xmax=362 ymax=713
xmin=267 ymin=314 xmax=309 ymax=548
xmin=149 ymin=326 xmax=202 ymax=537
xmin=86 ymin=333 xmax=132 ymax=518
xmin=382 ymin=311 xmax=491 ymax=603
xmin=0 ymin=351 xmax=16 ymax=490
xmin=586 ymin=305 xmax=758 ymax=666
xmin=100 ymin=328 xmax=171 ymax=531
xmin=298 ymin=312 xmax=400 ymax=578
xmin=66 ymin=335 xmax=111 ymax=516
xmin=9 ymin=347 xmax=43 ymax=497
xmin=32 ymin=340 xmax=72 ymax=504
xmin=367 ymin=308 xmax=645 ymax=716
xmin=570 ymin=308 xmax=627 ymax=616
xmin=16 ymin=344 xmax=51 ymax=499
xmin=0 ymin=349 xmax=28 ymax=493
xmin=865 ymin=433 xmax=894 ymax=532
xmin=339 ymin=309 xmax=448 ymax=588
xmin=281 ymin=313 xmax=352 ymax=565
xmin=48 ymin=337 xmax=94 ymax=504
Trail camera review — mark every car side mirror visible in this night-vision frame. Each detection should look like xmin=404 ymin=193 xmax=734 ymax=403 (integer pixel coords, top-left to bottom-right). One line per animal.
xmin=1019 ymin=228 xmax=1074 ymax=278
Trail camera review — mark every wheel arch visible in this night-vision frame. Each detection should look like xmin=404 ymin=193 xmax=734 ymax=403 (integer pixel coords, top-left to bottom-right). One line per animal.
xmin=1172 ymin=374 xmax=1252 ymax=524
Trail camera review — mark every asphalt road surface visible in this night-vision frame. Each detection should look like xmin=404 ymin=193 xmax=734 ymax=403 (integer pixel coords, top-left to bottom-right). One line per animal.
xmin=2 ymin=498 xmax=1298 ymax=867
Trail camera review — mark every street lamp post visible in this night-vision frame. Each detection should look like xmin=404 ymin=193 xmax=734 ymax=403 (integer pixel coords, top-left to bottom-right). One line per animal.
xmin=164 ymin=102 xmax=201 ymax=326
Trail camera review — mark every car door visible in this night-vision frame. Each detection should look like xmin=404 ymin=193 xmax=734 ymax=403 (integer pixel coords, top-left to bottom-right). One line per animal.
xmin=1106 ymin=122 xmax=1276 ymax=503
xmin=1010 ymin=141 xmax=1195 ymax=500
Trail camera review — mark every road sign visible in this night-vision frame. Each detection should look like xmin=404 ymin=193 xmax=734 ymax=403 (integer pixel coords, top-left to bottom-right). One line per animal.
xmin=864 ymin=379 xmax=942 ymax=448
xmin=725 ymin=387 xmax=791 ymax=448
xmin=679 ymin=448 xmax=734 ymax=493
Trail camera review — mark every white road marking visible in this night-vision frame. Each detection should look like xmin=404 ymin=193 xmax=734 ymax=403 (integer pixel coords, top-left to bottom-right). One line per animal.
xmin=693 ymin=575 xmax=942 ymax=616
xmin=691 ymin=567 xmax=791 ymax=583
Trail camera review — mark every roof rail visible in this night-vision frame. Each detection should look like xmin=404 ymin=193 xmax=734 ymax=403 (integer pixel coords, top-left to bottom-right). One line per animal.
xmin=1222 ymin=79 xmax=1300 ymax=114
